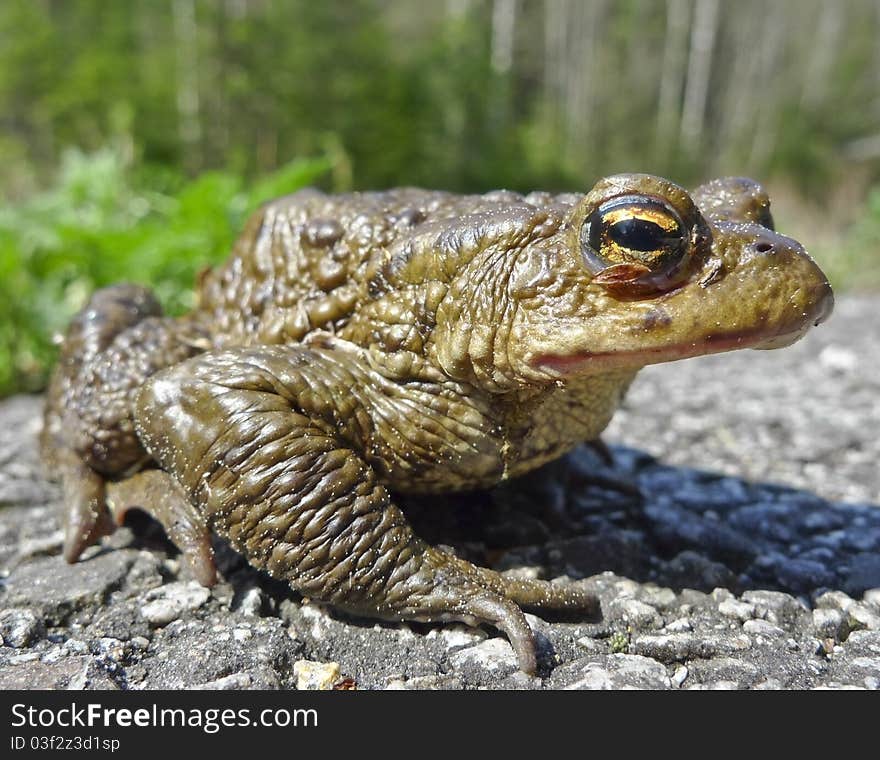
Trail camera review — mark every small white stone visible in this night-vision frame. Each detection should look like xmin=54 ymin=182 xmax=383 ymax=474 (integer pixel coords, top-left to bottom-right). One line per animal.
xmin=755 ymin=678 xmax=784 ymax=689
xmin=812 ymin=608 xmax=847 ymax=639
xmin=437 ymin=626 xmax=484 ymax=649
xmin=236 ymin=587 xmax=264 ymax=617
xmin=743 ymin=619 xmax=785 ymax=637
xmin=187 ymin=672 xmax=255 ymax=690
xmin=719 ymin=599 xmax=756 ymax=622
xmin=815 ymin=591 xmax=855 ymax=612
xmin=293 ymin=659 xmax=340 ymax=690
xmin=850 ymin=657 xmax=880 ymax=673
xmin=140 ymin=581 xmax=210 ymax=626
xmin=130 ymin=636 xmax=150 ymax=651
xmin=819 ymin=345 xmax=857 ymax=373
xmin=641 ymin=587 xmax=677 ymax=608
xmin=8 ymin=652 xmax=39 ymax=664
xmin=608 ymin=598 xmax=662 ymax=629
xmin=449 ymin=638 xmax=517 ymax=672
xmin=863 ymin=589 xmax=880 ymax=610
xmin=614 ymin=579 xmax=642 ymax=597
xmin=672 ymin=666 xmax=688 ymax=688
xmin=565 ymin=656 xmax=670 ymax=690
xmin=576 ymin=636 xmax=605 ymax=653
xmin=665 ymin=618 xmax=693 ymax=633
xmin=848 ymin=604 xmax=880 ymax=631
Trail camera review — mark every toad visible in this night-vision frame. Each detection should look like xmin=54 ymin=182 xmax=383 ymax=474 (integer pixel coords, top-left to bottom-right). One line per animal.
xmin=41 ymin=174 xmax=833 ymax=673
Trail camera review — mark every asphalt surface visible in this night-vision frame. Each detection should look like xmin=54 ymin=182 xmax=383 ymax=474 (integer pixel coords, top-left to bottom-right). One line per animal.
xmin=0 ymin=295 xmax=877 ymax=689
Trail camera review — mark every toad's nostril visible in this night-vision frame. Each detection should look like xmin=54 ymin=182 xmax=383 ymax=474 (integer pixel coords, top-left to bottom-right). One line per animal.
xmin=754 ymin=240 xmax=775 ymax=254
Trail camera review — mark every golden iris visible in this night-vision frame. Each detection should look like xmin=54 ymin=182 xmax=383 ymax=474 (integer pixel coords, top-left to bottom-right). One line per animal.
xmin=581 ymin=195 xmax=687 ymax=275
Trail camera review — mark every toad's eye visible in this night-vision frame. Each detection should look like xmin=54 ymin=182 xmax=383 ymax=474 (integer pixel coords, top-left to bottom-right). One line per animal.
xmin=581 ymin=196 xmax=688 ymax=277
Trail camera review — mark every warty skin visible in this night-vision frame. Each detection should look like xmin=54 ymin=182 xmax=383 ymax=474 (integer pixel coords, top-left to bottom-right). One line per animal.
xmin=41 ymin=173 xmax=833 ymax=673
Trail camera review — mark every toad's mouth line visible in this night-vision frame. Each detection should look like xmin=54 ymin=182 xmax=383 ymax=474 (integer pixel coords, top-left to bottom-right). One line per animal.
xmin=530 ymin=325 xmax=809 ymax=376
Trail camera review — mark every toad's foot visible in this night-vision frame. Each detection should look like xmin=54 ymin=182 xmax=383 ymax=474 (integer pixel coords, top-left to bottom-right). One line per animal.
xmin=55 ymin=452 xmax=116 ymax=563
xmin=106 ymin=469 xmax=217 ymax=586
xmin=41 ymin=284 xmax=207 ymax=564
xmin=133 ymin=344 xmax=599 ymax=674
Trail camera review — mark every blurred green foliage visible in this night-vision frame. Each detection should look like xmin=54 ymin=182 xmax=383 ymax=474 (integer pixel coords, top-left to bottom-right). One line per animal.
xmin=1 ymin=0 xmax=879 ymax=396
xmin=0 ymin=148 xmax=330 ymax=396
xmin=837 ymin=189 xmax=880 ymax=292
xmin=4 ymin=1 xmax=880 ymax=198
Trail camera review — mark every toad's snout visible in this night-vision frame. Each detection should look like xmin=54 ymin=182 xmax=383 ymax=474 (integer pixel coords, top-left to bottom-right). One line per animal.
xmin=743 ymin=227 xmax=834 ymax=348
xmin=811 ymin=280 xmax=835 ymax=327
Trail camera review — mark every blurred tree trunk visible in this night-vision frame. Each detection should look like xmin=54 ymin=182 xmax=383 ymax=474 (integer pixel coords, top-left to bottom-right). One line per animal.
xmin=800 ymin=3 xmax=843 ymax=108
xmin=563 ymin=0 xmax=602 ymax=167
xmin=490 ymin=0 xmax=515 ymax=75
xmin=712 ymin=8 xmax=763 ymax=173
xmin=746 ymin=2 xmax=788 ymax=167
xmin=543 ymin=0 xmax=566 ymax=142
xmin=680 ymin=0 xmax=718 ymax=151
xmin=173 ymin=0 xmax=201 ymax=174
xmin=655 ymin=0 xmax=691 ymax=156
xmin=489 ymin=0 xmax=516 ymax=132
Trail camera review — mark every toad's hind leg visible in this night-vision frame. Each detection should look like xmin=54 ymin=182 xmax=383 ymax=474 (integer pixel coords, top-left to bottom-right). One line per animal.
xmin=133 ymin=346 xmax=599 ymax=674
xmin=42 ymin=284 xmax=206 ymax=563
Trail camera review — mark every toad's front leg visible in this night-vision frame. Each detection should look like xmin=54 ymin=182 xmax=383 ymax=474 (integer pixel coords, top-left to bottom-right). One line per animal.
xmin=133 ymin=343 xmax=597 ymax=673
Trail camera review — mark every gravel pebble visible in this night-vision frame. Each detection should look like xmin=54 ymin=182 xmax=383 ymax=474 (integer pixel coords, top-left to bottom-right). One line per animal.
xmin=560 ymin=654 xmax=671 ymax=690
xmin=812 ymin=608 xmax=849 ymax=640
xmin=448 ymin=638 xmax=519 ymax=675
xmin=607 ymin=598 xmax=663 ymax=630
xmin=671 ymin=665 xmax=688 ymax=688
xmin=742 ymin=619 xmax=785 ymax=637
xmin=848 ymin=604 xmax=880 ymax=632
xmin=140 ymin=582 xmax=211 ymax=627
xmin=234 ymin=587 xmax=265 ymax=617
xmin=665 ymin=618 xmax=693 ymax=633
xmin=718 ymin=599 xmax=756 ymax=622
xmin=293 ymin=660 xmax=341 ymax=690
xmin=864 ymin=589 xmax=880 ymax=610
xmin=0 ymin=609 xmax=44 ymax=648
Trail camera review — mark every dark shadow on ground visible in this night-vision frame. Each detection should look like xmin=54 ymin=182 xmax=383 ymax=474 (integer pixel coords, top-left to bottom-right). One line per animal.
xmin=400 ymin=444 xmax=880 ymax=601
xmin=115 ymin=442 xmax=880 ymax=613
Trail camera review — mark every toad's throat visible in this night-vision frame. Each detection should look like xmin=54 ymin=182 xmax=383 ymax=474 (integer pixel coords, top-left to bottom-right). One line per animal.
xmin=532 ymin=325 xmax=810 ymax=376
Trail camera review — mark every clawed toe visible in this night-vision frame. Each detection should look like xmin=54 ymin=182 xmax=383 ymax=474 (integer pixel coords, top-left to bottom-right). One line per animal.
xmin=60 ymin=462 xmax=115 ymax=563
xmin=463 ymin=592 xmax=538 ymax=674
xmin=405 ymin=549 xmax=600 ymax=674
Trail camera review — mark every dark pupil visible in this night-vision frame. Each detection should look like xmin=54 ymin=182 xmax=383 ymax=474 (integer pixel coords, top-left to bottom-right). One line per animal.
xmin=607 ymin=217 xmax=674 ymax=251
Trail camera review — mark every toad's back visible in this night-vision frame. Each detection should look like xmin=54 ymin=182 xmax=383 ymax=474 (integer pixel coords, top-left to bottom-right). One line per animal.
xmin=197 ymin=187 xmax=575 ymax=347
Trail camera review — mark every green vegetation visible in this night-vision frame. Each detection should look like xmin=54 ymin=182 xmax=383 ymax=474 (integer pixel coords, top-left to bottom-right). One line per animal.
xmin=836 ymin=189 xmax=880 ymax=292
xmin=0 ymin=148 xmax=330 ymax=396
xmin=1 ymin=1 xmax=879 ymax=396
xmin=4 ymin=1 xmax=880 ymax=197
